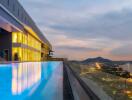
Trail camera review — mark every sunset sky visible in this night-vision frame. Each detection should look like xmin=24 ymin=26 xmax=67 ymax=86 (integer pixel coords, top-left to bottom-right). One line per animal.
xmin=20 ymin=0 xmax=132 ymax=60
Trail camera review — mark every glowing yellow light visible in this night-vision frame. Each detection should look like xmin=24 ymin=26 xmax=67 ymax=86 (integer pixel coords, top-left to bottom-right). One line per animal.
xmin=96 ymin=63 xmax=101 ymax=69
xmin=127 ymin=78 xmax=132 ymax=83
xmin=12 ymin=26 xmax=50 ymax=61
xmin=12 ymin=32 xmax=17 ymax=43
xmin=24 ymin=25 xmax=41 ymax=41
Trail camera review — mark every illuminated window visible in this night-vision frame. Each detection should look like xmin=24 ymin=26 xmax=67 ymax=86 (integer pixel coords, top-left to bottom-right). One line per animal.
xmin=18 ymin=33 xmax=22 ymax=43
xmin=18 ymin=48 xmax=22 ymax=61
xmin=12 ymin=32 xmax=17 ymax=43
xmin=12 ymin=32 xmax=43 ymax=61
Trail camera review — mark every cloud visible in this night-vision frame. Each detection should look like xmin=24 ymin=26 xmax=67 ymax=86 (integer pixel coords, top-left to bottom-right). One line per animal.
xmin=19 ymin=0 xmax=132 ymax=60
xmin=55 ymin=45 xmax=102 ymax=52
xmin=49 ymin=9 xmax=132 ymax=41
xmin=111 ymin=44 xmax=132 ymax=56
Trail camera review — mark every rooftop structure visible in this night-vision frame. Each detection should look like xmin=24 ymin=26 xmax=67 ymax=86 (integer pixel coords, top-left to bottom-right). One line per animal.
xmin=0 ymin=0 xmax=52 ymax=61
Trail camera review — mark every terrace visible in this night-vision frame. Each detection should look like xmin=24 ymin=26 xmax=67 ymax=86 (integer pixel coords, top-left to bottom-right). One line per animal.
xmin=0 ymin=61 xmax=101 ymax=100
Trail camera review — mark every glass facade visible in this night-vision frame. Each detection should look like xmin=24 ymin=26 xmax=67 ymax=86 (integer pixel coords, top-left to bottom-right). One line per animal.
xmin=12 ymin=32 xmax=45 ymax=61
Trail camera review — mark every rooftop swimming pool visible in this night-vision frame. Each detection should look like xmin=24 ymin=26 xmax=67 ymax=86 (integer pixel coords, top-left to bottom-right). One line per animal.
xmin=0 ymin=62 xmax=63 ymax=100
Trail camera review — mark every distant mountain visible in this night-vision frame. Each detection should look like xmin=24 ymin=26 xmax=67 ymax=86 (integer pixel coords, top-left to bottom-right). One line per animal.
xmin=81 ymin=57 xmax=113 ymax=64
xmin=70 ymin=57 xmax=132 ymax=65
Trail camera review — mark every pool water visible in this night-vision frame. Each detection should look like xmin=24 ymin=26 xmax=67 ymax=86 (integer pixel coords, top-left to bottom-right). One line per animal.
xmin=0 ymin=62 xmax=63 ymax=100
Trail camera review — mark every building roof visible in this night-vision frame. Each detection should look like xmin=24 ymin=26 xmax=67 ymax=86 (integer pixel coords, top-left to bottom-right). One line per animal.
xmin=0 ymin=0 xmax=52 ymax=49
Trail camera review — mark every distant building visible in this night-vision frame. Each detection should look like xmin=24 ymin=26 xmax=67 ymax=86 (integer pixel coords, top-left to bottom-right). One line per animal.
xmin=119 ymin=63 xmax=132 ymax=74
xmin=0 ymin=0 xmax=52 ymax=61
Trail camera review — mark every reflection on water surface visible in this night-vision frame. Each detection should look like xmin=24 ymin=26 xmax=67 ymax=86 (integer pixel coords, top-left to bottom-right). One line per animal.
xmin=0 ymin=62 xmax=63 ymax=100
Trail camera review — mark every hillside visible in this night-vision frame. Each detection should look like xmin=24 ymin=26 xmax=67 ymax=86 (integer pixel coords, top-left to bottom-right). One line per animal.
xmin=70 ymin=57 xmax=132 ymax=65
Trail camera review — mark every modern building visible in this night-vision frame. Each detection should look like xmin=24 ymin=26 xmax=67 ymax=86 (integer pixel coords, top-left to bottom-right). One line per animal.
xmin=0 ymin=0 xmax=52 ymax=61
xmin=119 ymin=63 xmax=132 ymax=75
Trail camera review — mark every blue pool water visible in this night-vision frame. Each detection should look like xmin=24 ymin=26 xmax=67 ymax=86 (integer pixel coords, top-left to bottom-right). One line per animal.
xmin=0 ymin=62 xmax=63 ymax=100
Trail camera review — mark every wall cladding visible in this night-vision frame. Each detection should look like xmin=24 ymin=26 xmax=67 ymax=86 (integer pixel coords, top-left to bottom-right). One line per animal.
xmin=0 ymin=0 xmax=51 ymax=47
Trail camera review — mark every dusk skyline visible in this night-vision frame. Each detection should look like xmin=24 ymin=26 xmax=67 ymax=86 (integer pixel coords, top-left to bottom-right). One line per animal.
xmin=20 ymin=0 xmax=132 ymax=60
